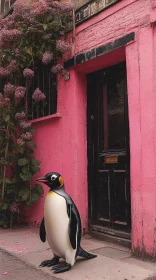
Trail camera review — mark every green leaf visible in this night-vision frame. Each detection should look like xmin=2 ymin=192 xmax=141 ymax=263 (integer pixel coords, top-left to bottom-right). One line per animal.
xmin=25 ymin=148 xmax=34 ymax=154
xmin=18 ymin=147 xmax=25 ymax=154
xmin=0 ymin=158 xmax=10 ymax=165
xmin=2 ymin=203 xmax=9 ymax=210
xmin=20 ymin=172 xmax=32 ymax=181
xmin=0 ymin=134 xmax=5 ymax=143
xmin=25 ymin=48 xmax=32 ymax=55
xmin=22 ymin=166 xmax=29 ymax=174
xmin=43 ymin=24 xmax=48 ymax=30
xmin=28 ymin=129 xmax=36 ymax=134
xmin=31 ymin=166 xmax=40 ymax=174
xmin=25 ymin=201 xmax=33 ymax=206
xmin=5 ymin=178 xmax=12 ymax=184
xmin=18 ymin=189 xmax=26 ymax=197
xmin=31 ymin=192 xmax=39 ymax=203
xmin=4 ymin=115 xmax=10 ymax=122
xmin=7 ymin=188 xmax=15 ymax=194
xmin=27 ymin=141 xmax=37 ymax=148
xmin=34 ymin=184 xmax=44 ymax=195
xmin=0 ymin=219 xmax=4 ymax=226
xmin=45 ymin=14 xmax=52 ymax=21
xmin=31 ymin=158 xmax=40 ymax=167
xmin=5 ymin=178 xmax=16 ymax=184
xmin=18 ymin=158 xmax=29 ymax=166
xmin=22 ymin=191 xmax=30 ymax=201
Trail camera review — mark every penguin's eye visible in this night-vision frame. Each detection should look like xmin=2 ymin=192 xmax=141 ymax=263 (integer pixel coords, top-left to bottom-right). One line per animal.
xmin=51 ymin=175 xmax=57 ymax=181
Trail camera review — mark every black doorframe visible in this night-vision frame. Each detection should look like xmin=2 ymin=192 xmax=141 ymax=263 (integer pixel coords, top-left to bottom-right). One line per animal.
xmin=87 ymin=62 xmax=131 ymax=243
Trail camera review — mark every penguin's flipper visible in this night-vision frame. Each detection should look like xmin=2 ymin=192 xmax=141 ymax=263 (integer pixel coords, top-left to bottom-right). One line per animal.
xmin=78 ymin=246 xmax=97 ymax=259
xmin=68 ymin=204 xmax=78 ymax=250
xmin=40 ymin=218 xmax=46 ymax=242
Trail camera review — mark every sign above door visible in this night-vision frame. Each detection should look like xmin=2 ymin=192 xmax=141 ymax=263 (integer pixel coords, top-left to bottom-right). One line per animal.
xmin=75 ymin=0 xmax=120 ymax=25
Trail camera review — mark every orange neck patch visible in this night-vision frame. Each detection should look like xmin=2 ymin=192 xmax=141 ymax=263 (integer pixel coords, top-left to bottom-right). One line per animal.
xmin=59 ymin=176 xmax=64 ymax=187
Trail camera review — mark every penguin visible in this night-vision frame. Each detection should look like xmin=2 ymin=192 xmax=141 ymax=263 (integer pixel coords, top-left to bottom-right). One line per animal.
xmin=37 ymin=172 xmax=97 ymax=274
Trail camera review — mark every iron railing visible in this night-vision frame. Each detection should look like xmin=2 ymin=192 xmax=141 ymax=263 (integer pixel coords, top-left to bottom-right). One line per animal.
xmin=28 ymin=63 xmax=57 ymax=120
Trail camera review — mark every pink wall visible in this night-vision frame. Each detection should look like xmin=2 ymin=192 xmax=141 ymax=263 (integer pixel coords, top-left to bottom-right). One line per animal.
xmin=71 ymin=0 xmax=151 ymax=54
xmin=126 ymin=26 xmax=156 ymax=258
xmin=25 ymin=70 xmax=88 ymax=232
xmin=25 ymin=0 xmax=156 ymax=258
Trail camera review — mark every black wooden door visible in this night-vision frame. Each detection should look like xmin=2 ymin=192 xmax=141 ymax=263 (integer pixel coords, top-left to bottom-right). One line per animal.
xmin=87 ymin=63 xmax=131 ymax=235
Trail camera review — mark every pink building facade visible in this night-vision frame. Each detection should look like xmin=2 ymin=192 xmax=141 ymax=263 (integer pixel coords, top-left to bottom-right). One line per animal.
xmin=25 ymin=0 xmax=156 ymax=259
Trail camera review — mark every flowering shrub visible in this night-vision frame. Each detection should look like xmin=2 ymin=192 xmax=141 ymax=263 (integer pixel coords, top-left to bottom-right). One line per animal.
xmin=0 ymin=0 xmax=73 ymax=228
xmin=23 ymin=69 xmax=34 ymax=79
xmin=42 ymin=52 xmax=53 ymax=65
xmin=32 ymin=88 xmax=46 ymax=102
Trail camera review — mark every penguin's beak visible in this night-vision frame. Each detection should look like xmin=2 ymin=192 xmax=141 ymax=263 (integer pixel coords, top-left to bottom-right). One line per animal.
xmin=36 ymin=177 xmax=48 ymax=183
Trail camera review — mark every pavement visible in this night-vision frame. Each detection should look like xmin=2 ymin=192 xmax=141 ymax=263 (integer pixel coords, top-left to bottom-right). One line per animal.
xmin=0 ymin=226 xmax=156 ymax=280
xmin=0 ymin=250 xmax=61 ymax=280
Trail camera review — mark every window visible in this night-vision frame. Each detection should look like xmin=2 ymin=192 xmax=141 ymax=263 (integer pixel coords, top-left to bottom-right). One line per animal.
xmin=0 ymin=62 xmax=57 ymax=120
xmin=28 ymin=62 xmax=57 ymax=120
xmin=0 ymin=0 xmax=15 ymax=16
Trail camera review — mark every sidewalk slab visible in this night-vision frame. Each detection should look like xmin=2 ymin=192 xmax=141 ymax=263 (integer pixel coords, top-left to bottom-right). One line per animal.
xmin=0 ymin=227 xmax=156 ymax=280
xmin=0 ymin=227 xmax=49 ymax=255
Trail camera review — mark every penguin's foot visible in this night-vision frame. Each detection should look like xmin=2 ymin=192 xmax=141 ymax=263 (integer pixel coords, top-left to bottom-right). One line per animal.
xmin=52 ymin=263 xmax=71 ymax=274
xmin=39 ymin=257 xmax=59 ymax=267
xmin=79 ymin=247 xmax=97 ymax=259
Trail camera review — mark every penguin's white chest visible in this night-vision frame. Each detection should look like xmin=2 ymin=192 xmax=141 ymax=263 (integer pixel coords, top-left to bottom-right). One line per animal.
xmin=44 ymin=191 xmax=76 ymax=265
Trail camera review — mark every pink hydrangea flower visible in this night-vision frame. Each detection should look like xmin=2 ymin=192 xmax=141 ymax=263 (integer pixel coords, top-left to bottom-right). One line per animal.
xmin=0 ymin=95 xmax=10 ymax=107
xmin=15 ymin=111 xmax=26 ymax=120
xmin=31 ymin=1 xmax=51 ymax=16
xmin=32 ymin=88 xmax=46 ymax=102
xmin=3 ymin=83 xmax=15 ymax=97
xmin=17 ymin=138 xmax=25 ymax=146
xmin=0 ymin=39 xmax=4 ymax=48
xmin=1 ymin=29 xmax=22 ymax=41
xmin=4 ymin=20 xmax=15 ymax=29
xmin=59 ymin=31 xmax=64 ymax=36
xmin=0 ymin=14 xmax=14 ymax=29
xmin=15 ymin=48 xmax=20 ymax=57
xmin=21 ymin=132 xmax=32 ymax=140
xmin=42 ymin=52 xmax=53 ymax=65
xmin=10 ymin=203 xmax=20 ymax=213
xmin=52 ymin=1 xmax=73 ymax=12
xmin=20 ymin=121 xmax=31 ymax=129
xmin=51 ymin=64 xmax=64 ymax=74
xmin=23 ymin=68 xmax=34 ymax=79
xmin=0 ymin=67 xmax=10 ymax=78
xmin=13 ymin=0 xmax=30 ymax=18
xmin=15 ymin=86 xmax=26 ymax=99
xmin=7 ymin=60 xmax=18 ymax=73
xmin=56 ymin=40 xmax=71 ymax=53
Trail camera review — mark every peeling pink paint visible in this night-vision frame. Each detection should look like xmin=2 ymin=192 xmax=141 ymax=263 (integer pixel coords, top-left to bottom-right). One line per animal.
xmin=25 ymin=0 xmax=156 ymax=258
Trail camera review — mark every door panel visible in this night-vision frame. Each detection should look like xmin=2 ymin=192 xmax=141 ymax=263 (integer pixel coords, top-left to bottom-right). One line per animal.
xmin=87 ymin=62 xmax=131 ymax=234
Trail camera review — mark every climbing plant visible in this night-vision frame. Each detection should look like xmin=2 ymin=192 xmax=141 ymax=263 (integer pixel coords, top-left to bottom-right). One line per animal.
xmin=0 ymin=0 xmax=72 ymax=228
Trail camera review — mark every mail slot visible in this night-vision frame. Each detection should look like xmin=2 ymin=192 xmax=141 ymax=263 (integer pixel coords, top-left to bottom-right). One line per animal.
xmin=105 ymin=156 xmax=118 ymax=164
